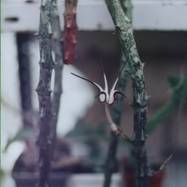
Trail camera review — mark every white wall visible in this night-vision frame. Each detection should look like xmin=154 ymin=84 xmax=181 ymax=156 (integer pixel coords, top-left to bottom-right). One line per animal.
xmin=2 ymin=0 xmax=187 ymax=31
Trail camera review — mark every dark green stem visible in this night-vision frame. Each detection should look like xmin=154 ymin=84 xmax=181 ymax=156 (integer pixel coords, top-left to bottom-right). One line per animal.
xmin=119 ymin=0 xmax=133 ymax=22
xmin=103 ymin=1 xmax=132 ymax=187
xmin=105 ymin=1 xmax=148 ymax=187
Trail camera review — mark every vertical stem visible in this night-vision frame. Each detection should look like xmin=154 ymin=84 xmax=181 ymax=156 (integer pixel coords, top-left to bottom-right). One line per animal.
xmin=36 ymin=0 xmax=53 ymax=187
xmin=105 ymin=1 xmax=148 ymax=187
xmin=133 ymin=101 xmax=148 ymax=187
xmin=103 ymin=73 xmax=128 ymax=187
xmin=103 ymin=133 xmax=119 ymax=187
xmin=50 ymin=0 xmax=64 ymax=158
xmin=17 ymin=33 xmax=33 ymax=128
xmin=37 ymin=0 xmax=64 ymax=186
xmin=103 ymin=1 xmax=132 ymax=187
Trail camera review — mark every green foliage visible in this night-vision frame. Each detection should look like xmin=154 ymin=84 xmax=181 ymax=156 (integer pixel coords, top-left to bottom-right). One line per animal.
xmin=146 ymin=75 xmax=187 ymax=134
xmin=3 ymin=127 xmax=33 ymax=152
xmin=0 ymin=168 xmax=5 ymax=184
xmin=168 ymin=75 xmax=181 ymax=88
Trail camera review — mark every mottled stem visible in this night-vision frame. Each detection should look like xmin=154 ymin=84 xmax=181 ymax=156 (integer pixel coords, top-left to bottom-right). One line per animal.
xmin=119 ymin=0 xmax=133 ymax=22
xmin=37 ymin=0 xmax=63 ymax=187
xmin=50 ymin=0 xmax=64 ymax=157
xmin=105 ymin=1 xmax=148 ymax=187
xmin=103 ymin=1 xmax=132 ymax=187
xmin=36 ymin=1 xmax=53 ymax=187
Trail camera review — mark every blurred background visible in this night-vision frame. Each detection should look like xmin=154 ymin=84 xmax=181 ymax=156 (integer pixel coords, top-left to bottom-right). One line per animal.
xmin=1 ymin=0 xmax=187 ymax=187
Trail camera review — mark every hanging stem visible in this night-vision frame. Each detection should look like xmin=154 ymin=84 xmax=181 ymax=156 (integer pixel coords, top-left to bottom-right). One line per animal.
xmin=63 ymin=0 xmax=78 ymax=64
xmin=105 ymin=1 xmax=148 ymax=187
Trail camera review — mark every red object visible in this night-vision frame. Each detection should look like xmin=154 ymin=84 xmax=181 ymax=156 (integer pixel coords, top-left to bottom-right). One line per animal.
xmin=149 ymin=171 xmax=165 ymax=187
xmin=122 ymin=159 xmax=165 ymax=187
xmin=123 ymin=171 xmax=165 ymax=187
xmin=63 ymin=1 xmax=78 ymax=64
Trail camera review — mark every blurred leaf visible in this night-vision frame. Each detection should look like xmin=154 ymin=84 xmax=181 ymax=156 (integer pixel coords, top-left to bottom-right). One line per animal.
xmin=0 ymin=168 xmax=5 ymax=184
xmin=4 ymin=127 xmax=33 ymax=152
xmin=66 ymin=121 xmax=109 ymax=141
xmin=146 ymin=75 xmax=187 ymax=134
xmin=167 ymin=75 xmax=180 ymax=88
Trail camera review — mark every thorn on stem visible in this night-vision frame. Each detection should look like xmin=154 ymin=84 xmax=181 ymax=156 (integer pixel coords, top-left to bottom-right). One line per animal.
xmin=149 ymin=154 xmax=173 ymax=176
xmin=159 ymin=154 xmax=173 ymax=171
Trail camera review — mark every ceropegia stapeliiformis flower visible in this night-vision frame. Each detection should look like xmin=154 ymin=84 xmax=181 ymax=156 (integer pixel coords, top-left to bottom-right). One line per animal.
xmin=71 ymin=72 xmax=130 ymax=140
xmin=71 ymin=72 xmax=124 ymax=104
